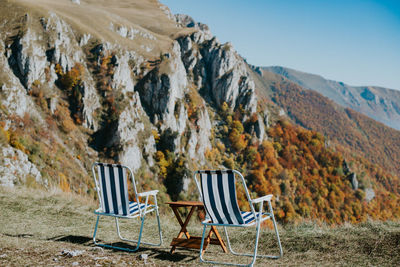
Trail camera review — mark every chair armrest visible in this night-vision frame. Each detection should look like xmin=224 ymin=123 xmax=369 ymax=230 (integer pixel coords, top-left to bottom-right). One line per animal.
xmin=137 ymin=190 xmax=159 ymax=197
xmin=251 ymin=194 xmax=273 ymax=204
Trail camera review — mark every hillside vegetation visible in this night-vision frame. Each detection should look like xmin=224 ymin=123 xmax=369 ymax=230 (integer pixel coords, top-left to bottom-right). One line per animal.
xmin=264 ymin=66 xmax=400 ymax=131
xmin=262 ymin=76 xmax=400 ymax=176
xmin=203 ymin=107 xmax=400 ymax=224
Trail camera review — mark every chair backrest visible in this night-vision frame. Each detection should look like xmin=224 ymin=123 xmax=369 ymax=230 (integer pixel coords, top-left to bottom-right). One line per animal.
xmin=194 ymin=170 xmax=254 ymax=225
xmin=92 ymin=163 xmax=137 ymax=216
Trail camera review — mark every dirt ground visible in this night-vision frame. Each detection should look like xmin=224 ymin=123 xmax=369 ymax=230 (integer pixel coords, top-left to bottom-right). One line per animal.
xmin=1 ymin=186 xmax=400 ymax=266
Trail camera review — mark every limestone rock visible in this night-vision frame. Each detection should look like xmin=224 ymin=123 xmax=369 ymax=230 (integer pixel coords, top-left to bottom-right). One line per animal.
xmin=112 ymin=92 xmax=155 ymax=172
xmin=254 ymin=114 xmax=266 ymax=140
xmin=136 ymin=41 xmax=188 ymax=135
xmin=175 ymin=14 xmax=212 ymax=40
xmin=0 ymin=145 xmax=44 ymax=187
xmin=159 ymin=3 xmax=175 ymax=21
xmin=0 ymin=45 xmax=38 ymax=117
xmin=42 ymin=13 xmax=101 ymax=130
xmin=365 ymin=188 xmax=375 ymax=202
xmin=187 ymin=107 xmax=212 ymax=163
xmin=111 ymin=51 xmax=135 ymax=94
xmin=10 ymin=28 xmax=47 ymax=89
xmin=178 ymin=33 xmax=258 ymax=115
xmin=346 ymin=173 xmax=358 ymax=190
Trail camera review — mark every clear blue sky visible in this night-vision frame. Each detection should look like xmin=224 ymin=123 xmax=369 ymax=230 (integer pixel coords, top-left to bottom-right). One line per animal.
xmin=162 ymin=0 xmax=400 ymax=90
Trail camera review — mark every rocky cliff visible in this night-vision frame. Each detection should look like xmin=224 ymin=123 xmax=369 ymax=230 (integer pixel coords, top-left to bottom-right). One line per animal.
xmin=0 ymin=0 xmax=264 ymax=192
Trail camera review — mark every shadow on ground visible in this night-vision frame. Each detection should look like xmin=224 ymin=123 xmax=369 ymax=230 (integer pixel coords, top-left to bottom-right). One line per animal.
xmin=49 ymin=235 xmax=198 ymax=263
xmin=3 ymin=233 xmax=34 ymax=238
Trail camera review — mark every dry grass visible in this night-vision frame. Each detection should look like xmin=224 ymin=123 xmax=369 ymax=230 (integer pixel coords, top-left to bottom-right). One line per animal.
xmin=0 ymin=186 xmax=399 ymax=266
xmin=2 ymin=0 xmax=194 ymax=57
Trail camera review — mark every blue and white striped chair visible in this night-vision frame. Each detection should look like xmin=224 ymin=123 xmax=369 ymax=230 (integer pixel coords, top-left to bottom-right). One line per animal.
xmin=91 ymin=162 xmax=162 ymax=251
xmin=194 ymin=170 xmax=283 ymax=266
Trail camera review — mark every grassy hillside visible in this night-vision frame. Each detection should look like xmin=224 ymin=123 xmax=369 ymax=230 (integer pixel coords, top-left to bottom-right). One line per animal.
xmin=5 ymin=0 xmax=193 ymax=56
xmin=1 ymin=186 xmax=400 ymax=266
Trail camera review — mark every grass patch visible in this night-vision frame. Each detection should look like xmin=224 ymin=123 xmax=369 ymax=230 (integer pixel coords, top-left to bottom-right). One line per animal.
xmin=0 ymin=186 xmax=399 ymax=266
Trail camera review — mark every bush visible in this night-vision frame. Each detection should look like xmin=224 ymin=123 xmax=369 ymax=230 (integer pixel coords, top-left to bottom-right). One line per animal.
xmin=0 ymin=126 xmax=10 ymax=145
xmin=61 ymin=118 xmax=76 ymax=133
xmin=9 ymin=132 xmax=27 ymax=153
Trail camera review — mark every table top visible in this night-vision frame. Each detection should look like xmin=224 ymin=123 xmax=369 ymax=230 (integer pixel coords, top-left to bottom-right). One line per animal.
xmin=165 ymin=201 xmax=204 ymax=207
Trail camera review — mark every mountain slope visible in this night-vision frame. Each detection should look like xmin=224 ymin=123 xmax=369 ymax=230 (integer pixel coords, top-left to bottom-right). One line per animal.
xmin=0 ymin=0 xmax=263 ymax=196
xmin=264 ymin=66 xmax=400 ymax=130
xmin=254 ymin=69 xmax=400 ymax=176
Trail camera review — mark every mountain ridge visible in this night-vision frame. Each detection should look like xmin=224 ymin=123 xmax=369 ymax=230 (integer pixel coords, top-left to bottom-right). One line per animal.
xmin=253 ymin=67 xmax=400 ymax=176
xmin=263 ymin=65 xmax=400 ymax=130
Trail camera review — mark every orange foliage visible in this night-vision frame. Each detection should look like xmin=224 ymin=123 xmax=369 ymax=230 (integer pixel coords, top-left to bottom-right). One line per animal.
xmin=219 ymin=113 xmax=400 ymax=224
xmin=271 ymin=80 xmax=400 ymax=176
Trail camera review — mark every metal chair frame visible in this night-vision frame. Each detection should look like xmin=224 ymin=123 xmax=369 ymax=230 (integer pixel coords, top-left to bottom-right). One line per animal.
xmin=194 ymin=169 xmax=283 ymax=266
xmin=92 ymin=162 xmax=162 ymax=252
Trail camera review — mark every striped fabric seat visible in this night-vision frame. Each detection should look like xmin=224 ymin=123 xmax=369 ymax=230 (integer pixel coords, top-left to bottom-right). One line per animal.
xmin=200 ymin=170 xmax=263 ymax=226
xmin=128 ymin=202 xmax=155 ymax=216
xmin=96 ymin=163 xmax=131 ymax=216
xmin=241 ymin=211 xmax=270 ymax=225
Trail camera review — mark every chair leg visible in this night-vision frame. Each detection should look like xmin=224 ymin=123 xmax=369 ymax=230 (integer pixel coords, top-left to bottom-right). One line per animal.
xmin=199 ymin=224 xmax=207 ymax=262
xmin=223 ymin=217 xmax=282 ymax=260
xmin=268 ymin=201 xmax=283 ymax=258
xmin=155 ymin=206 xmax=163 ymax=245
xmin=93 ymin=215 xmax=100 ymax=245
xmin=115 ymin=210 xmax=163 ymax=247
xmin=199 ymin=224 xmax=255 ymax=267
xmin=93 ymin=215 xmax=143 ymax=252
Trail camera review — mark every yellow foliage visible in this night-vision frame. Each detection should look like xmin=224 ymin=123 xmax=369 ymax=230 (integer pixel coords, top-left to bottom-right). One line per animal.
xmin=0 ymin=126 xmax=10 ymax=144
xmin=223 ymin=155 xmax=235 ymax=169
xmin=57 ymin=63 xmax=84 ymax=91
xmin=59 ymin=172 xmax=71 ymax=192
xmin=152 ymin=130 xmax=160 ymax=143
xmin=9 ymin=132 xmax=27 ymax=153
xmin=155 ymin=151 xmax=168 ymax=178
xmin=232 ymin=120 xmax=244 ymax=134
xmin=216 ymin=141 xmax=225 ymax=153
xmin=229 ymin=129 xmax=247 ymax=152
xmin=221 ymin=102 xmax=229 ymax=113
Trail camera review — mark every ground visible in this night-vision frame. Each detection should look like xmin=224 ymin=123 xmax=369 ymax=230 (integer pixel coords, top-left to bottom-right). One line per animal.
xmin=0 ymin=186 xmax=399 ymax=266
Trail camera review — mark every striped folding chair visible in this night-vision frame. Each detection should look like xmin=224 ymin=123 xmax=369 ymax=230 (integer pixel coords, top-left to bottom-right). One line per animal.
xmin=91 ymin=162 xmax=162 ymax=252
xmin=194 ymin=170 xmax=283 ymax=266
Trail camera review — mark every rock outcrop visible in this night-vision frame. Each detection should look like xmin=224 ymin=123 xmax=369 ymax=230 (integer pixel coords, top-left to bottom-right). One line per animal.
xmin=136 ymin=41 xmax=188 ymax=136
xmin=0 ymin=2 xmax=269 ymax=191
xmin=178 ymin=34 xmax=258 ymax=114
xmin=114 ymin=92 xmax=156 ymax=171
xmin=0 ymin=145 xmax=44 ymax=188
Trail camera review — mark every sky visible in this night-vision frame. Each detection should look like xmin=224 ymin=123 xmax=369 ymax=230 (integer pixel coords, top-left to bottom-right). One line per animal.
xmin=161 ymin=0 xmax=400 ymax=90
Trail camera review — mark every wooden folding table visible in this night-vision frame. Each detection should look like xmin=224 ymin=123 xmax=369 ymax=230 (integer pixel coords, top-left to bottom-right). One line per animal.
xmin=166 ymin=201 xmax=227 ymax=254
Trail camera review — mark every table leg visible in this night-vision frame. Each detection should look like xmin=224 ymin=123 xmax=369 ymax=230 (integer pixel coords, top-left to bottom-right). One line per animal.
xmin=170 ymin=206 xmax=196 ymax=254
xmin=211 ymin=226 xmax=228 ymax=253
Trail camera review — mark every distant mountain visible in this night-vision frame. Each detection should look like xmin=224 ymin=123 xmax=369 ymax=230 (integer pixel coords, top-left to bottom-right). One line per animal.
xmin=251 ymin=68 xmax=400 ymax=176
xmin=263 ymin=66 xmax=400 ymax=131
